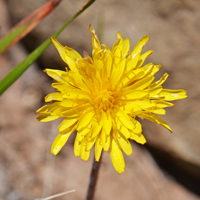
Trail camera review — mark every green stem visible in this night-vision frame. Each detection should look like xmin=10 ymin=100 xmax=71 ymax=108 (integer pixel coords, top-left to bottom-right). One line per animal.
xmin=86 ymin=153 xmax=103 ymax=200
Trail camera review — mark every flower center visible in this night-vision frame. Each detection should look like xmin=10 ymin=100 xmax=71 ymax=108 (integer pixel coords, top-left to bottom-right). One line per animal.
xmin=94 ymin=90 xmax=115 ymax=111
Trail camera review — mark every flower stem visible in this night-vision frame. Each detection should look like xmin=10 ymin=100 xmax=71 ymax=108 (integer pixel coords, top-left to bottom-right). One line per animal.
xmin=86 ymin=153 xmax=103 ymax=200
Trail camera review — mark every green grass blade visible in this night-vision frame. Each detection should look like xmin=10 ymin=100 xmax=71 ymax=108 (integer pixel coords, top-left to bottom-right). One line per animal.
xmin=0 ymin=0 xmax=96 ymax=95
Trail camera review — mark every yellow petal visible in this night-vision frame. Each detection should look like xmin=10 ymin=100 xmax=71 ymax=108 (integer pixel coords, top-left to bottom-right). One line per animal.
xmin=64 ymin=46 xmax=82 ymax=61
xmin=103 ymin=134 xmax=110 ymax=151
xmin=62 ymin=54 xmax=78 ymax=71
xmin=76 ymin=128 xmax=91 ymax=142
xmin=104 ymin=51 xmax=113 ymax=78
xmin=121 ymin=37 xmax=130 ymax=57
xmin=150 ymin=64 xmax=162 ymax=75
xmin=36 ymin=113 xmax=59 ymax=122
xmin=134 ymin=100 xmax=155 ymax=109
xmin=86 ymin=136 xmax=97 ymax=151
xmin=80 ymin=141 xmax=90 ymax=161
xmin=154 ymin=100 xmax=174 ymax=108
xmin=110 ymin=137 xmax=125 ymax=173
xmin=36 ymin=103 xmax=59 ymax=113
xmin=131 ymin=119 xmax=142 ymax=134
xmin=81 ymin=76 xmax=96 ymax=93
xmin=52 ymin=82 xmax=75 ymax=92
xmin=152 ymin=108 xmax=166 ymax=115
xmin=117 ymin=125 xmax=130 ymax=139
xmin=150 ymin=73 xmax=169 ymax=89
xmin=62 ymin=103 xmax=92 ymax=117
xmin=112 ymin=32 xmax=122 ymax=53
xmin=95 ymin=137 xmax=103 ymax=161
xmin=113 ymin=48 xmax=121 ymax=64
xmin=160 ymin=89 xmax=187 ymax=101
xmin=139 ymin=113 xmax=173 ymax=132
xmin=127 ymin=55 xmax=140 ymax=72
xmin=71 ymin=72 xmax=90 ymax=91
xmin=45 ymin=92 xmax=62 ymax=102
xmin=120 ymin=67 xmax=142 ymax=86
xmin=131 ymin=35 xmax=150 ymax=59
xmin=45 ymin=68 xmax=66 ymax=82
xmin=137 ymin=50 xmax=153 ymax=68
xmin=58 ymin=99 xmax=77 ymax=108
xmin=140 ymin=63 xmax=154 ymax=77
xmin=50 ymin=107 xmax=63 ymax=116
xmin=122 ymin=90 xmax=148 ymax=100
xmin=115 ymin=109 xmax=134 ymax=130
xmin=124 ymin=75 xmax=154 ymax=91
xmin=111 ymin=58 xmax=126 ymax=85
xmin=91 ymin=120 xmax=102 ymax=138
xmin=98 ymin=129 xmax=110 ymax=151
xmin=77 ymin=111 xmax=94 ymax=131
xmin=58 ymin=117 xmax=78 ymax=132
xmin=148 ymin=86 xmax=163 ymax=97
xmin=102 ymin=112 xmax=112 ymax=135
xmin=51 ymin=132 xmax=73 ymax=155
xmin=123 ymin=99 xmax=155 ymax=115
xmin=74 ymin=135 xmax=81 ymax=156
xmin=93 ymin=51 xmax=104 ymax=71
xmin=122 ymin=102 xmax=143 ymax=114
xmin=51 ymin=37 xmax=80 ymax=71
xmin=117 ymin=133 xmax=132 ymax=155
xmin=130 ymin=133 xmax=146 ymax=144
xmin=61 ymin=90 xmax=91 ymax=101
xmin=89 ymin=24 xmax=101 ymax=50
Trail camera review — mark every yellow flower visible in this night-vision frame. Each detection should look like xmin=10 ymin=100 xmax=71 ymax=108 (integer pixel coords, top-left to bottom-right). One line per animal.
xmin=36 ymin=25 xmax=187 ymax=173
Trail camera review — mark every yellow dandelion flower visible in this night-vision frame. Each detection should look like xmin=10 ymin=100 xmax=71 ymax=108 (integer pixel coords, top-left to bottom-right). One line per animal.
xmin=36 ymin=24 xmax=187 ymax=173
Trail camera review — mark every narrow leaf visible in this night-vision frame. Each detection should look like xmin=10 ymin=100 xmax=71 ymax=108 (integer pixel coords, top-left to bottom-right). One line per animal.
xmin=0 ymin=0 xmax=62 ymax=54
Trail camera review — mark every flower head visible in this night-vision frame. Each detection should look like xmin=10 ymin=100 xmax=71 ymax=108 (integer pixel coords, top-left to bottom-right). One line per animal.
xmin=36 ymin=25 xmax=187 ymax=173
